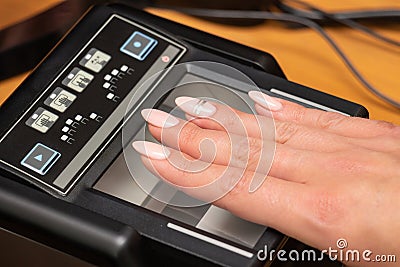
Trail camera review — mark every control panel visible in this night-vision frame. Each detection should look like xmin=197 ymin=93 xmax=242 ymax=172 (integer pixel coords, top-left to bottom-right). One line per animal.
xmin=0 ymin=15 xmax=186 ymax=195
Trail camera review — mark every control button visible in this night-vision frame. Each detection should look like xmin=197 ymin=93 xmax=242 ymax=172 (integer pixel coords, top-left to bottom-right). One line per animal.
xmin=103 ymin=82 xmax=111 ymax=89
xmin=62 ymin=67 xmax=94 ymax=92
xmin=120 ymin=31 xmax=158 ymax=61
xmin=89 ymin=112 xmax=98 ymax=119
xmin=111 ymin=69 xmax=119 ymax=76
xmin=25 ymin=107 xmax=59 ymax=133
xmin=79 ymin=48 xmax=111 ymax=73
xmin=21 ymin=143 xmax=61 ymax=175
xmin=106 ymin=93 xmax=114 ymax=99
xmin=44 ymin=87 xmax=76 ymax=113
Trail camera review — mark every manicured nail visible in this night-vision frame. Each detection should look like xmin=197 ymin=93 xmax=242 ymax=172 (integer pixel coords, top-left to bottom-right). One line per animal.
xmin=141 ymin=109 xmax=179 ymax=128
xmin=248 ymin=91 xmax=283 ymax=112
xmin=132 ymin=141 xmax=170 ymax=160
xmin=175 ymin=96 xmax=217 ymax=117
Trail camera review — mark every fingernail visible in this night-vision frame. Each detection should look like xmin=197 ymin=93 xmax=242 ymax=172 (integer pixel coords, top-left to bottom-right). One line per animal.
xmin=141 ymin=109 xmax=179 ymax=128
xmin=175 ymin=96 xmax=216 ymax=117
xmin=248 ymin=91 xmax=282 ymax=112
xmin=132 ymin=141 xmax=170 ymax=160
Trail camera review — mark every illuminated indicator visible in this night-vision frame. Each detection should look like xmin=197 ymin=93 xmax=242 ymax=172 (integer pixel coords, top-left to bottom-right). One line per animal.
xmin=120 ymin=31 xmax=158 ymax=61
xmin=161 ymin=56 xmax=170 ymax=63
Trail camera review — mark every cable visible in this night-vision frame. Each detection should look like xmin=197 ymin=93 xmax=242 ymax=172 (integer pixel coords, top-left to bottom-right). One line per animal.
xmin=273 ymin=0 xmax=400 ymax=22
xmin=282 ymin=0 xmax=400 ymax=47
xmin=153 ymin=6 xmax=400 ymax=109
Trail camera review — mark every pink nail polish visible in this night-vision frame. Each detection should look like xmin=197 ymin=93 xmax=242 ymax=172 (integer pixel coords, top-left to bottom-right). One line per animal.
xmin=141 ymin=109 xmax=179 ymax=128
xmin=132 ymin=141 xmax=170 ymax=160
xmin=248 ymin=91 xmax=283 ymax=112
xmin=175 ymin=96 xmax=216 ymax=117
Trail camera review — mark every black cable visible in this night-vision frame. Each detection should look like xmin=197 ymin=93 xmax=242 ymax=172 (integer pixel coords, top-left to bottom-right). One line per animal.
xmin=153 ymin=6 xmax=400 ymax=109
xmin=282 ymin=0 xmax=400 ymax=47
xmin=273 ymin=0 xmax=400 ymax=21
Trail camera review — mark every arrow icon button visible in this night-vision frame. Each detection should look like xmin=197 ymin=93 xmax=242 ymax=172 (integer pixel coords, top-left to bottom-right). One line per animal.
xmin=21 ymin=143 xmax=61 ymax=175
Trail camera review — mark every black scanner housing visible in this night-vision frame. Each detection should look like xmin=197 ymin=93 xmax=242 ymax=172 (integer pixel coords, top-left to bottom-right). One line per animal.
xmin=0 ymin=4 xmax=368 ymax=267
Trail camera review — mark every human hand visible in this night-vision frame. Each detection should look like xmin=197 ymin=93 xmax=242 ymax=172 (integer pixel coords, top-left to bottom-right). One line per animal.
xmin=133 ymin=91 xmax=400 ymax=266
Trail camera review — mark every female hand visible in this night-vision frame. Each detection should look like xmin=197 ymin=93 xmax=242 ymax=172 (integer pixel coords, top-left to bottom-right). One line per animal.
xmin=133 ymin=91 xmax=400 ymax=266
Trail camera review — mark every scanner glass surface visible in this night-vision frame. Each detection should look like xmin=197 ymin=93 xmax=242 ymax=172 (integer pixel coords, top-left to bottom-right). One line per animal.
xmin=95 ymin=72 xmax=267 ymax=249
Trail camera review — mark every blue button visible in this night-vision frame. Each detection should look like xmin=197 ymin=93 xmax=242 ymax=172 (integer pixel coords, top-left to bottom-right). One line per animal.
xmin=21 ymin=143 xmax=61 ymax=175
xmin=120 ymin=31 xmax=158 ymax=61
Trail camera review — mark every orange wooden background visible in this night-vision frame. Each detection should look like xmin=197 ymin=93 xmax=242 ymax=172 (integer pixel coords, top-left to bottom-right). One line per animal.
xmin=1 ymin=0 xmax=399 ymax=123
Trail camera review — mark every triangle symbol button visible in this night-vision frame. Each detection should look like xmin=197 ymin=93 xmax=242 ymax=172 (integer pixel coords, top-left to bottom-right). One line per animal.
xmin=34 ymin=154 xmax=43 ymax=161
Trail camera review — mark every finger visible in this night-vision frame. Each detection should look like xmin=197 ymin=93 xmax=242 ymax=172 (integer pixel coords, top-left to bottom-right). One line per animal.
xmin=142 ymin=109 xmax=335 ymax=182
xmin=190 ymin=113 xmax=358 ymax=152
xmin=143 ymin=108 xmax=330 ymax=181
xmin=175 ymin=96 xmax=274 ymax=139
xmin=177 ymin=100 xmax=357 ymax=153
xmin=143 ymin=109 xmax=275 ymax=174
xmin=257 ymin=102 xmax=400 ymax=152
xmin=250 ymin=91 xmax=398 ymax=138
xmin=132 ymin=141 xmax=331 ymax=249
xmin=180 ymin=97 xmax=350 ymax=152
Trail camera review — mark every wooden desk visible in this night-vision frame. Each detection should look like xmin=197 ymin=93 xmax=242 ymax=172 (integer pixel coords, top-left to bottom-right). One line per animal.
xmin=1 ymin=0 xmax=399 ymax=123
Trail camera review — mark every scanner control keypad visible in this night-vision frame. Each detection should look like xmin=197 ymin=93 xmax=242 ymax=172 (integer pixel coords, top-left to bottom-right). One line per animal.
xmin=0 ymin=15 xmax=185 ymax=195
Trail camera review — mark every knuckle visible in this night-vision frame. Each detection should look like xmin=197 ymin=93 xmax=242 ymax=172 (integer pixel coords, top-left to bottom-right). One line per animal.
xmin=179 ymin=124 xmax=201 ymax=149
xmin=275 ymin=122 xmax=299 ymax=144
xmin=315 ymin=112 xmax=346 ymax=130
xmin=232 ymin=137 xmax=250 ymax=165
xmin=246 ymin=137 xmax=263 ymax=170
xmin=291 ymin=107 xmax=307 ymax=123
xmin=311 ymin=190 xmax=344 ymax=227
xmin=230 ymin=136 xmax=265 ymax=171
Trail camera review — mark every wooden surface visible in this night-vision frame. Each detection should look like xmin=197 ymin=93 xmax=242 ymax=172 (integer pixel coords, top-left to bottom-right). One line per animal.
xmin=1 ymin=0 xmax=399 ymax=123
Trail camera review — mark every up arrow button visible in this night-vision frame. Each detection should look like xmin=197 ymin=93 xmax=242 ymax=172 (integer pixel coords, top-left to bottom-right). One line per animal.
xmin=21 ymin=143 xmax=61 ymax=175
xmin=34 ymin=154 xmax=43 ymax=161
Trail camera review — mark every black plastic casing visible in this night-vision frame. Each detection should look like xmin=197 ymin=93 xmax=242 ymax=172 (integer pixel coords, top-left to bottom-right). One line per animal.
xmin=0 ymin=4 xmax=368 ymax=267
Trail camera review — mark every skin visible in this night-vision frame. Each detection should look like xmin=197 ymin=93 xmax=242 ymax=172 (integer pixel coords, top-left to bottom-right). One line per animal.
xmin=137 ymin=97 xmax=400 ymax=266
